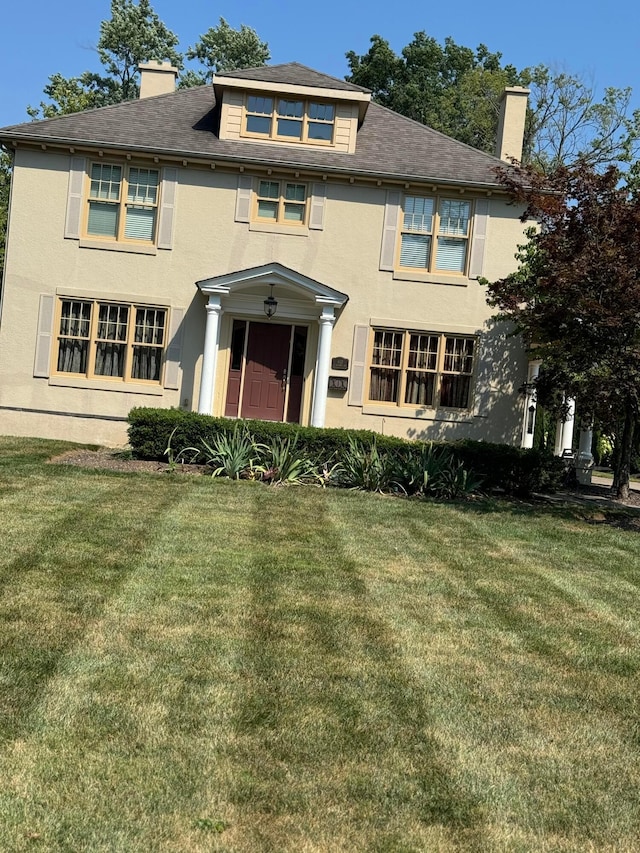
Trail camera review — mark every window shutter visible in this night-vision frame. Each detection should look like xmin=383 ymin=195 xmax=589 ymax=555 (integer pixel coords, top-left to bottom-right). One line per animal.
xmin=379 ymin=190 xmax=401 ymax=271
xmin=164 ymin=307 xmax=184 ymax=390
xmin=468 ymin=199 xmax=490 ymax=279
xmin=64 ymin=156 xmax=86 ymax=239
xmin=308 ymin=182 xmax=326 ymax=230
xmin=348 ymin=324 xmax=370 ymax=407
xmin=34 ymin=295 xmax=55 ymax=378
xmin=235 ymin=174 xmax=253 ymax=222
xmin=157 ymin=167 xmax=178 ymax=249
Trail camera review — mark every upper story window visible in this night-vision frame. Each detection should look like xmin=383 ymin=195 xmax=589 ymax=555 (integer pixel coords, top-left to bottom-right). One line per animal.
xmin=86 ymin=163 xmax=160 ymax=243
xmin=255 ymin=179 xmax=307 ymax=225
xmin=399 ymin=196 xmax=472 ymax=274
xmin=244 ymin=95 xmax=336 ymax=145
xmin=55 ymin=298 xmax=167 ymax=384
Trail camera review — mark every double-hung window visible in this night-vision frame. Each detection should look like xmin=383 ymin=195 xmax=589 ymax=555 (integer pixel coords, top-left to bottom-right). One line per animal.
xmin=55 ymin=298 xmax=167 ymax=383
xmin=399 ymin=196 xmax=472 ymax=274
xmin=368 ymin=329 xmax=476 ymax=409
xmin=86 ymin=163 xmax=160 ymax=243
xmin=244 ymin=95 xmax=335 ymax=145
xmin=255 ymin=179 xmax=307 ymax=225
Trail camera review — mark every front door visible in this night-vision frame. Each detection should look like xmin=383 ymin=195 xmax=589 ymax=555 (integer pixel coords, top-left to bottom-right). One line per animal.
xmin=241 ymin=322 xmax=292 ymax=421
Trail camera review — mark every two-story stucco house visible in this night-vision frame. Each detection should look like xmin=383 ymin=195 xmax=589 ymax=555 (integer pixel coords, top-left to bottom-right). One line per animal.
xmin=0 ymin=62 xmax=533 ymax=447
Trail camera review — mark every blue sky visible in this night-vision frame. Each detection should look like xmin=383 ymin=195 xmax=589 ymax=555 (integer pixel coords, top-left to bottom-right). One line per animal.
xmin=2 ymin=0 xmax=640 ymax=128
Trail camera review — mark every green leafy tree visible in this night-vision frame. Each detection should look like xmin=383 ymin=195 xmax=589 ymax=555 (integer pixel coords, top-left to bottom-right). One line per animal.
xmin=28 ymin=0 xmax=182 ymax=118
xmin=484 ymin=162 xmax=640 ymax=499
xmin=0 ymin=151 xmax=11 ymax=294
xmin=347 ymin=33 xmax=640 ymax=170
xmin=184 ymin=17 xmax=270 ymax=85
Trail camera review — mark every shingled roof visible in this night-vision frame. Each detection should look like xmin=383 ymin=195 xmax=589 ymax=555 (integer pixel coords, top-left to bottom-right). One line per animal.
xmin=0 ymin=75 xmax=506 ymax=188
xmin=217 ymin=62 xmax=371 ymax=93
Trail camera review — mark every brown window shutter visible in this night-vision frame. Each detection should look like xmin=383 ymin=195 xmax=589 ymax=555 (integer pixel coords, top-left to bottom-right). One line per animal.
xmin=164 ymin=307 xmax=185 ymax=390
xmin=308 ymin=183 xmax=326 ymax=230
xmin=33 ymin=294 xmax=55 ymax=378
xmin=348 ymin=324 xmax=370 ymax=407
xmin=235 ymin=174 xmax=253 ymax=222
xmin=64 ymin=157 xmax=86 ymax=239
xmin=379 ymin=190 xmax=401 ymax=271
xmin=468 ymin=199 xmax=490 ymax=279
xmin=157 ymin=167 xmax=179 ymax=250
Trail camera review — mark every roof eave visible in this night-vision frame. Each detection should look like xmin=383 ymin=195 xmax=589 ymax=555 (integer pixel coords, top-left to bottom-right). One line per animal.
xmin=1 ymin=132 xmax=505 ymax=193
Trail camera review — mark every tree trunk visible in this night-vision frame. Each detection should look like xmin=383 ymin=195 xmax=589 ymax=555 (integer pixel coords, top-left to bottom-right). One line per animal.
xmin=613 ymin=406 xmax=635 ymax=500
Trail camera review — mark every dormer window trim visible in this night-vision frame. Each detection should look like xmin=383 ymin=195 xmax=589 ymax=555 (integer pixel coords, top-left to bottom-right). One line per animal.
xmin=242 ymin=93 xmax=336 ymax=146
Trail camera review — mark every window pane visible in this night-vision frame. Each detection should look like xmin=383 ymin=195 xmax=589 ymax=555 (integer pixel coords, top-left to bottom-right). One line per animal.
xmin=57 ymin=339 xmax=88 ymax=374
xmin=95 ymin=342 xmax=126 ymax=377
xmin=90 ymin=164 xmax=122 ymax=200
xmin=246 ymin=115 xmax=271 ymax=134
xmin=97 ymin=304 xmax=129 ymax=342
xmin=127 ymin=168 xmax=158 ymax=204
xmin=408 ymin=334 xmax=438 ymax=370
xmin=440 ymin=374 xmax=471 ymax=408
xmin=277 ymin=118 xmax=303 ymax=138
xmin=403 ymin=196 xmax=434 ymax=232
xmin=278 ymin=99 xmax=303 ymax=118
xmin=283 ymin=203 xmax=304 ymax=223
xmin=257 ymin=200 xmax=278 ymax=220
xmin=285 ymin=183 xmax=306 ymax=202
xmin=443 ymin=337 xmax=474 ymax=373
xmin=400 ymin=233 xmax=431 ymax=268
xmin=370 ymin=368 xmax=400 ymax=402
xmin=247 ymin=95 xmax=273 ymax=114
xmin=308 ymin=102 xmax=334 ymax=121
xmin=439 ymin=200 xmax=470 ymax=236
xmin=308 ymin=122 xmax=333 ymax=141
xmin=125 ymin=205 xmax=156 ymax=241
xmin=372 ymin=331 xmax=403 ymax=367
xmin=436 ymin=237 xmax=467 ymax=272
xmin=132 ymin=346 xmax=162 ymax=381
xmin=135 ymin=308 xmax=165 ymax=345
xmin=59 ymin=300 xmax=91 ymax=337
xmin=258 ymin=181 xmax=279 ymax=199
xmin=87 ymin=202 xmax=118 ymax=237
xmin=404 ymin=371 xmax=435 ymax=406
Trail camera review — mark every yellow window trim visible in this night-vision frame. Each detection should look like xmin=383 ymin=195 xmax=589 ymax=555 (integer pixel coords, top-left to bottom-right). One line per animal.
xmin=395 ymin=195 xmax=474 ymax=276
xmin=82 ymin=161 xmax=161 ymax=246
xmin=252 ymin=178 xmax=309 ymax=227
xmin=51 ymin=297 xmax=169 ymax=386
xmin=365 ymin=327 xmax=477 ymax=412
xmin=241 ymin=92 xmax=336 ymax=147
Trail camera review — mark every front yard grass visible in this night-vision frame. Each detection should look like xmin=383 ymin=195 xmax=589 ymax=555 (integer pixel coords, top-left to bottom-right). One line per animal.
xmin=1 ymin=436 xmax=640 ymax=852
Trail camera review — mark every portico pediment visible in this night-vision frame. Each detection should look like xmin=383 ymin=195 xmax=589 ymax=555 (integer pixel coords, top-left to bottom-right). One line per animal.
xmin=196 ymin=262 xmax=349 ymax=308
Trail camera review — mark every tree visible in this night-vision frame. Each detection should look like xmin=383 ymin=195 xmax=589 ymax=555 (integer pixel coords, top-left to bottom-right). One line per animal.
xmin=28 ymin=0 xmax=182 ymax=118
xmin=0 ymin=151 xmax=11 ymax=294
xmin=346 ymin=34 xmax=640 ymax=171
xmin=484 ymin=162 xmax=640 ymax=499
xmin=184 ymin=17 xmax=270 ymax=84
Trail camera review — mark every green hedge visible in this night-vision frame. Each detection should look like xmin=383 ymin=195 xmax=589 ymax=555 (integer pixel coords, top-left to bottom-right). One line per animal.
xmin=127 ymin=407 xmax=565 ymax=496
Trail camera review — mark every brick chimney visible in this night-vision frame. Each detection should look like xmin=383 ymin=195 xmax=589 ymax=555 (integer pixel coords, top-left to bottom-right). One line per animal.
xmin=495 ymin=87 xmax=529 ymax=162
xmin=138 ymin=61 xmax=179 ymax=98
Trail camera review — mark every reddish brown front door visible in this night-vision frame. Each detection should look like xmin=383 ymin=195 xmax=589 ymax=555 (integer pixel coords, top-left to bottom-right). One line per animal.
xmin=241 ymin=322 xmax=292 ymax=421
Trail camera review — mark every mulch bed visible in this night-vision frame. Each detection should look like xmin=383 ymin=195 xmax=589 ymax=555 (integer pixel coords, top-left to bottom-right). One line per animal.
xmin=49 ymin=448 xmax=640 ymax=512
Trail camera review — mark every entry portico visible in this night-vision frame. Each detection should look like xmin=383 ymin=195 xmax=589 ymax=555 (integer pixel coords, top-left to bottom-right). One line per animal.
xmin=196 ymin=263 xmax=348 ymax=427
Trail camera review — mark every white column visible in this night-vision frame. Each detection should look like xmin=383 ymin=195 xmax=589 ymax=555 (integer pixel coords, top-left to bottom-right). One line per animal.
xmin=554 ymin=395 xmax=575 ymax=456
xmin=576 ymin=425 xmax=594 ymax=485
xmin=197 ymin=295 xmax=223 ymax=415
xmin=310 ymin=306 xmax=336 ymax=428
xmin=521 ymin=359 xmax=541 ymax=449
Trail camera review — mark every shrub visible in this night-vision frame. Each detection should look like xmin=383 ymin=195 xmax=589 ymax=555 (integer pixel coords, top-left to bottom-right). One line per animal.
xmin=127 ymin=408 xmax=563 ymax=496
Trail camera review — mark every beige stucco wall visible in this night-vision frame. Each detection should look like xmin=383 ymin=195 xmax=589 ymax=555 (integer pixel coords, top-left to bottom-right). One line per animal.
xmin=0 ymin=146 xmax=529 ymax=446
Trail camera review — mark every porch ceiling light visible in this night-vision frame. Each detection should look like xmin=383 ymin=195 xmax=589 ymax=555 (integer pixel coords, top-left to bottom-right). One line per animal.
xmin=264 ymin=285 xmax=278 ymax=319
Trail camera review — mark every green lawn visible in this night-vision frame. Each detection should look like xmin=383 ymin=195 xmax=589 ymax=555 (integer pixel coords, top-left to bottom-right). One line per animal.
xmin=1 ymin=436 xmax=640 ymax=852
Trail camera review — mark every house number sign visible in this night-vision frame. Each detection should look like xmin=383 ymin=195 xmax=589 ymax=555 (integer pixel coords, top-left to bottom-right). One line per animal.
xmin=331 ymin=357 xmax=349 ymax=371
xmin=328 ymin=376 xmax=348 ymax=392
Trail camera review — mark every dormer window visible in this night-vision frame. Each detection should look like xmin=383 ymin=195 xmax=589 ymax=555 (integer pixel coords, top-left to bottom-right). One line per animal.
xmin=243 ymin=94 xmax=335 ymax=145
